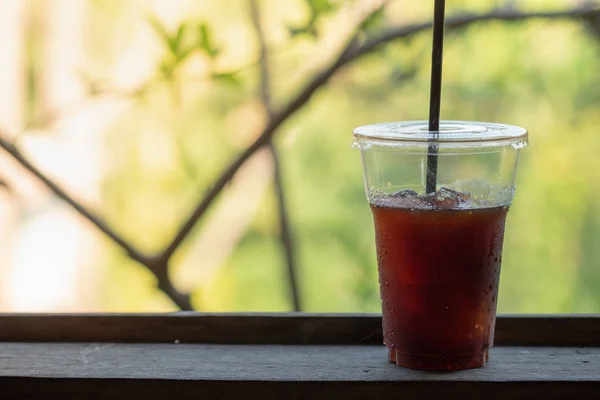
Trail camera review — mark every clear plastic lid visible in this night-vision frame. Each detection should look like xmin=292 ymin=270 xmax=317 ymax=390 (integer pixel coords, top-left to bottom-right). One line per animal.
xmin=352 ymin=120 xmax=528 ymax=149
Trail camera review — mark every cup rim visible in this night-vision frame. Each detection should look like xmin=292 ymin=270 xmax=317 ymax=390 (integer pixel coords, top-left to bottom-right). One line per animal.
xmin=352 ymin=120 xmax=528 ymax=149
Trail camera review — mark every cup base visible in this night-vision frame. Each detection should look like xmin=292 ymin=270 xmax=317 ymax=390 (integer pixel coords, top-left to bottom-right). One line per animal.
xmin=388 ymin=348 xmax=489 ymax=371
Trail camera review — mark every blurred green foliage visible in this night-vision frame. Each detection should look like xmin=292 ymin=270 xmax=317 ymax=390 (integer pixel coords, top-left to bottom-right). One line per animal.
xmin=86 ymin=0 xmax=600 ymax=313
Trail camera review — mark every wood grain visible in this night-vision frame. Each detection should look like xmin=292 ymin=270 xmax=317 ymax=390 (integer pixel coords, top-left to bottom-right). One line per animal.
xmin=0 ymin=313 xmax=598 ymax=346
xmin=0 ymin=344 xmax=598 ymax=399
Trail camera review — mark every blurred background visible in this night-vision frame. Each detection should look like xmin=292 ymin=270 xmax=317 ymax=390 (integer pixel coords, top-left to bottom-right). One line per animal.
xmin=0 ymin=0 xmax=598 ymax=313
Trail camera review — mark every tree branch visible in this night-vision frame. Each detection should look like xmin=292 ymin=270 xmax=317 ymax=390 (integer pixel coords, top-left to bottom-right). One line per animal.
xmin=249 ymin=0 xmax=302 ymax=312
xmin=270 ymin=148 xmax=301 ymax=311
xmin=249 ymin=0 xmax=272 ymax=114
xmin=159 ymin=0 xmax=391 ymax=262
xmin=0 ymin=136 xmax=144 ymax=261
xmin=22 ymin=85 xmax=146 ymax=133
xmin=0 ymin=134 xmax=192 ymax=310
xmin=350 ymin=5 xmax=600 ymax=61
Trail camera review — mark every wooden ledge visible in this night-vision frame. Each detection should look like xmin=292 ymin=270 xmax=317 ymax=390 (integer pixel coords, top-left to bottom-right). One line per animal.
xmin=0 ymin=314 xmax=599 ymax=399
xmin=0 ymin=344 xmax=599 ymax=399
xmin=0 ymin=313 xmax=598 ymax=346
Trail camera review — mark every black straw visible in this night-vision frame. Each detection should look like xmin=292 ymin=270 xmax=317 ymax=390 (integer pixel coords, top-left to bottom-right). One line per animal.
xmin=426 ymin=0 xmax=446 ymax=194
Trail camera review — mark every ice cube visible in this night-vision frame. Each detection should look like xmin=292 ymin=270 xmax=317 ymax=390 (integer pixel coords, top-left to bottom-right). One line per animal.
xmin=430 ymin=187 xmax=471 ymax=209
xmin=393 ymin=189 xmax=419 ymax=197
xmin=390 ymin=189 xmax=434 ymax=209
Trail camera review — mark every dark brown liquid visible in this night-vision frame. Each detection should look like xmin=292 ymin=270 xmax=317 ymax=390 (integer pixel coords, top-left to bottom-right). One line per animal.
xmin=370 ymin=200 xmax=508 ymax=370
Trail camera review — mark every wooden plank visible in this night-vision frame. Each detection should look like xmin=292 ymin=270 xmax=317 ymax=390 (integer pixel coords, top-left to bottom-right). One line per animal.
xmin=495 ymin=315 xmax=600 ymax=346
xmin=0 ymin=313 xmax=382 ymax=344
xmin=1 ymin=343 xmax=599 ymax=381
xmin=3 ymin=379 xmax=600 ymax=400
xmin=0 ymin=344 xmax=598 ymax=399
xmin=0 ymin=313 xmax=598 ymax=346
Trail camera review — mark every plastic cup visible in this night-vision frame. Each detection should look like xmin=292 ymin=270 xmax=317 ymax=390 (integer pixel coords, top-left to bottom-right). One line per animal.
xmin=352 ymin=121 xmax=528 ymax=371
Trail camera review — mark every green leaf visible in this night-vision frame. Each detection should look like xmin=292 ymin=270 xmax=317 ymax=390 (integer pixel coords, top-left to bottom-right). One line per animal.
xmin=148 ymin=16 xmax=196 ymax=61
xmin=176 ymin=46 xmax=194 ymax=63
xmin=294 ymin=0 xmax=337 ymax=39
xmin=360 ymin=7 xmax=385 ymax=33
xmin=197 ymin=23 xmax=221 ymax=58
xmin=172 ymin=23 xmax=188 ymax=54
xmin=159 ymin=60 xmax=175 ymax=80
xmin=148 ymin=14 xmax=168 ymax=40
xmin=287 ymin=25 xmax=306 ymax=38
xmin=211 ymin=72 xmax=240 ymax=86
xmin=198 ymin=23 xmax=209 ymax=47
xmin=148 ymin=15 xmax=176 ymax=54
xmin=287 ymin=24 xmax=317 ymax=39
xmin=306 ymin=0 xmax=336 ymax=15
